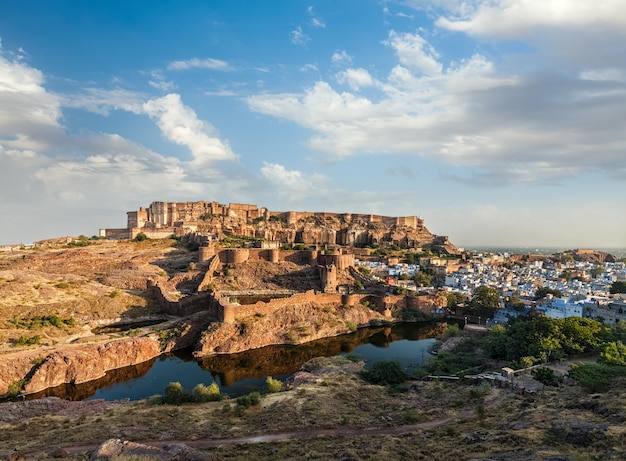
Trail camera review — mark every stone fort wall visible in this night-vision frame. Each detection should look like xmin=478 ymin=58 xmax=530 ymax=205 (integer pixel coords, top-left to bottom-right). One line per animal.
xmin=103 ymin=201 xmax=426 ymax=237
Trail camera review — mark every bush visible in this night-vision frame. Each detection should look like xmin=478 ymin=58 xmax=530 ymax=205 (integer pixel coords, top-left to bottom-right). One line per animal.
xmin=16 ymin=335 xmax=40 ymax=346
xmin=192 ymin=382 xmax=222 ymax=402
xmin=133 ymin=232 xmax=148 ymax=242
xmin=531 ymin=367 xmax=563 ymax=387
xmin=361 ymin=360 xmax=408 ymax=386
xmin=569 ymin=362 xmax=626 ymax=392
xmin=163 ymin=381 xmax=189 ymax=405
xmin=266 ymin=376 xmax=282 ymax=393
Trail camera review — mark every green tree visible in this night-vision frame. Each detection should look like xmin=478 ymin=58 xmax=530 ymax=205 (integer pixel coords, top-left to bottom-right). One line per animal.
xmin=445 ymin=292 xmax=469 ymax=310
xmin=599 ymin=341 xmax=626 ymax=366
xmin=413 ymin=270 xmax=432 ymax=287
xmin=590 ymin=266 xmax=604 ymax=279
xmin=468 ymin=286 xmax=501 ymax=317
xmin=610 ymin=281 xmax=626 ymax=294
xmin=534 ymin=287 xmax=563 ymax=300
xmin=504 ymin=295 xmax=525 ymax=310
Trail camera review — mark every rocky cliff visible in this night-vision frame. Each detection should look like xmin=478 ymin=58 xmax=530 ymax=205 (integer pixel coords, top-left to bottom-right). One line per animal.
xmin=195 ymin=301 xmax=389 ymax=357
xmin=0 ymin=314 xmax=208 ymax=398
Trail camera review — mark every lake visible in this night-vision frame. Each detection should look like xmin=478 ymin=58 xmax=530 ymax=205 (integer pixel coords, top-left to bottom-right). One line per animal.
xmin=26 ymin=322 xmax=442 ymax=401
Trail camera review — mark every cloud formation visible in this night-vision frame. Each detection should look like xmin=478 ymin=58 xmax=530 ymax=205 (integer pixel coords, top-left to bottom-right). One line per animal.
xmin=167 ymin=58 xmax=231 ymax=71
xmin=141 ymin=94 xmax=237 ymax=166
xmin=247 ymin=8 xmax=626 ymax=185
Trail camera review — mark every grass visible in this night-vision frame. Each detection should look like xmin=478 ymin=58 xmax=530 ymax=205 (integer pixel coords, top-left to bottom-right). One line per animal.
xmin=2 ymin=368 xmax=624 ymax=460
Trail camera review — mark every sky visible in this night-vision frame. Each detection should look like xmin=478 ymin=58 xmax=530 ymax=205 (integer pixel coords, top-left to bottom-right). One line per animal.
xmin=1 ymin=0 xmax=625 ymax=249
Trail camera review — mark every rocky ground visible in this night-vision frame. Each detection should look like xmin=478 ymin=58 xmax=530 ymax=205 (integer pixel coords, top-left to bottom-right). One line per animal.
xmin=0 ymin=356 xmax=624 ymax=460
xmin=0 ymin=238 xmax=194 ymax=351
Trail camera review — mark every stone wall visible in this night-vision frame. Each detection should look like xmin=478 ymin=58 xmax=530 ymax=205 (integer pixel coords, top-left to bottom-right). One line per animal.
xmin=222 ymin=290 xmax=345 ymax=321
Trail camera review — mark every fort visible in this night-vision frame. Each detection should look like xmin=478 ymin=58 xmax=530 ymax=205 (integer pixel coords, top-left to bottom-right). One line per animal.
xmin=100 ymin=200 xmax=456 ymax=252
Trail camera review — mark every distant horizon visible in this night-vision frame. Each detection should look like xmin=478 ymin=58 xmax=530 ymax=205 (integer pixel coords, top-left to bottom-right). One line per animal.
xmin=3 ymin=234 xmax=625 ymax=259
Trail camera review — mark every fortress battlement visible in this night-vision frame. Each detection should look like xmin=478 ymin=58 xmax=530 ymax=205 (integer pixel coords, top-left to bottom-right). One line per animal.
xmin=100 ymin=200 xmax=456 ymax=253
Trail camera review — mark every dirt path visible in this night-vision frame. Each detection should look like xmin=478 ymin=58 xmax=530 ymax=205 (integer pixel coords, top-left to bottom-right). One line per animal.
xmin=21 ymin=390 xmax=505 ymax=458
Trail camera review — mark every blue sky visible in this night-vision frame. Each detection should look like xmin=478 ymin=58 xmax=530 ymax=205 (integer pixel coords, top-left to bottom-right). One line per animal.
xmin=1 ymin=1 xmax=625 ymax=248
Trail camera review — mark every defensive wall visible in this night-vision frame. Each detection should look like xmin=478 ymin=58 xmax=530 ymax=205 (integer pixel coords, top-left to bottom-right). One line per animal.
xmin=102 ymin=201 xmax=427 ymax=238
xmin=150 ymin=275 xmax=443 ymax=324
xmin=197 ymin=246 xmax=355 ymax=269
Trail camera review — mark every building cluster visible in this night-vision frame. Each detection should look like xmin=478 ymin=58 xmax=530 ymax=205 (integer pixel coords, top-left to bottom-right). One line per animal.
xmin=358 ymin=252 xmax=626 ymax=326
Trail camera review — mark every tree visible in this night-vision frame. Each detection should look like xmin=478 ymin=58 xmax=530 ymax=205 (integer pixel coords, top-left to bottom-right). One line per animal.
xmin=610 ymin=281 xmax=626 ymax=294
xmin=468 ymin=286 xmax=501 ymax=317
xmin=413 ymin=270 xmax=432 ymax=287
xmin=505 ymin=295 xmax=525 ymax=310
xmin=590 ymin=266 xmax=604 ymax=279
xmin=535 ymin=287 xmax=562 ymax=300
xmin=445 ymin=292 xmax=469 ymax=311
xmin=599 ymin=341 xmax=626 ymax=366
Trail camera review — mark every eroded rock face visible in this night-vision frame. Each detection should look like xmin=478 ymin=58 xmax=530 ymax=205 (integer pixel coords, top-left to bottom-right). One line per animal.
xmin=20 ymin=337 xmax=162 ymax=395
xmin=194 ymin=302 xmax=387 ymax=357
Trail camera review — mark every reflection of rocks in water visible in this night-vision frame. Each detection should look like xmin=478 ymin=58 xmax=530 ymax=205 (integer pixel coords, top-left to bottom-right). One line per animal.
xmin=25 ymin=357 xmax=157 ymax=401
xmin=197 ymin=324 xmax=429 ymax=386
xmin=366 ymin=323 xmax=445 ymax=348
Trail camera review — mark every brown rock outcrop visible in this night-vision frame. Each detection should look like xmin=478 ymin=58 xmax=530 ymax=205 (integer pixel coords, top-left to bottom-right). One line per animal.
xmin=194 ymin=301 xmax=388 ymax=357
xmin=22 ymin=337 xmax=162 ymax=395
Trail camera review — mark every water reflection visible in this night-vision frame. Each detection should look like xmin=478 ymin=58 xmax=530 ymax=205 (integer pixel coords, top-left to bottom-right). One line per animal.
xmin=23 ymin=322 xmax=442 ymax=402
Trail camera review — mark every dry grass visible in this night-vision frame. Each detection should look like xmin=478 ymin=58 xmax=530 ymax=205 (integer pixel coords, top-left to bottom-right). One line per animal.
xmin=2 ymin=363 xmax=624 ymax=460
xmin=0 ymin=240 xmax=190 ymax=350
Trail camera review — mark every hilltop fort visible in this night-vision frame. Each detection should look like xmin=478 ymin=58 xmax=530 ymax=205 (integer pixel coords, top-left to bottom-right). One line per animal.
xmin=101 ymin=200 xmax=458 ymax=254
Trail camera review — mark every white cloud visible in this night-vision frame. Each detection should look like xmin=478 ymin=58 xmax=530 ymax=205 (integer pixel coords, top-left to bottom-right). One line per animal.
xmin=307 ymin=6 xmax=326 ymax=28
xmin=331 ymin=50 xmax=353 ymax=66
xmin=0 ymin=52 xmax=64 ymax=150
xmin=260 ymin=162 xmax=329 ymax=201
xmin=142 ymin=94 xmax=237 ymax=166
xmin=383 ymin=30 xmax=442 ymax=76
xmin=300 ymin=63 xmax=319 ymax=73
xmin=290 ymin=26 xmax=309 ymax=46
xmin=336 ymin=68 xmax=375 ymax=91
xmin=167 ymin=58 xmax=231 ymax=71
xmin=248 ymin=21 xmax=626 ymax=184
xmin=434 ymin=0 xmax=626 ymax=38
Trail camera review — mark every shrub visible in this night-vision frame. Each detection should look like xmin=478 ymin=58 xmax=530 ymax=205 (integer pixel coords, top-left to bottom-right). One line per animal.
xmin=236 ymin=395 xmax=252 ymax=410
xmin=345 ymin=321 xmax=357 ymax=332
xmin=531 ymin=367 xmax=563 ymax=387
xmin=266 ymin=376 xmax=282 ymax=393
xmin=133 ymin=232 xmax=148 ymax=242
xmin=6 ymin=379 xmax=26 ymax=397
xmin=569 ymin=362 xmax=626 ymax=392
xmin=163 ymin=381 xmax=189 ymax=405
xmin=146 ymin=394 xmax=164 ymax=405
xmin=248 ymin=391 xmax=261 ymax=406
xmin=361 ymin=360 xmax=408 ymax=386
xmin=192 ymin=382 xmax=222 ymax=402
xmin=16 ymin=335 xmax=40 ymax=346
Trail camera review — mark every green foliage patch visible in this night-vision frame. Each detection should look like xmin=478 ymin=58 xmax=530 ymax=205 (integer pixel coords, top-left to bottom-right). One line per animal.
xmin=569 ymin=362 xmax=626 ymax=392
xmin=9 ymin=314 xmax=75 ymax=330
xmin=361 ymin=360 xmax=408 ymax=386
